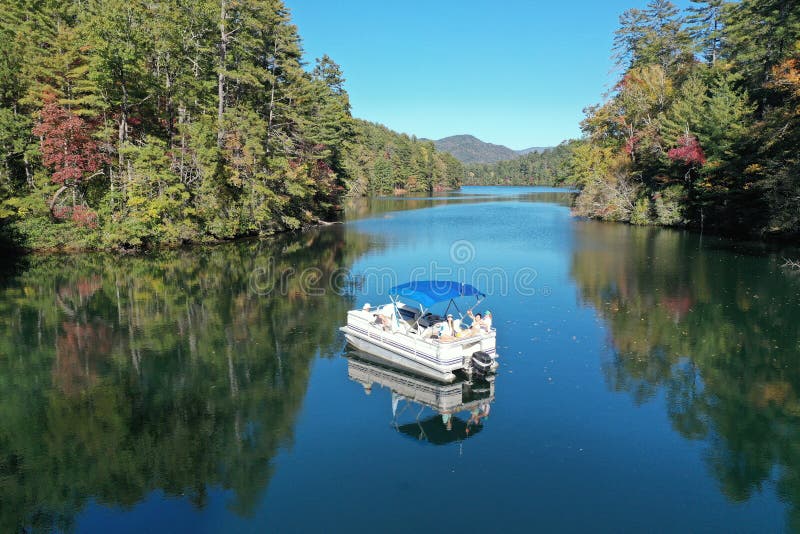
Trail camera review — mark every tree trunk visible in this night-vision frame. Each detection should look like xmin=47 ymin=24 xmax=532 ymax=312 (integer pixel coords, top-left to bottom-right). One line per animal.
xmin=118 ymin=66 xmax=129 ymax=174
xmin=49 ymin=185 xmax=69 ymax=215
xmin=165 ymin=66 xmax=175 ymax=147
xmin=23 ymin=152 xmax=33 ymax=189
xmin=266 ymin=39 xmax=279 ymax=155
xmin=179 ymin=105 xmax=187 ymax=182
xmin=217 ymin=0 xmax=227 ymax=149
xmin=711 ymin=18 xmax=718 ymax=66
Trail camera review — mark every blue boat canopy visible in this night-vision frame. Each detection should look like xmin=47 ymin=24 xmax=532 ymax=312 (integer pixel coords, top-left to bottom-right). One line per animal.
xmin=389 ymin=281 xmax=485 ymax=308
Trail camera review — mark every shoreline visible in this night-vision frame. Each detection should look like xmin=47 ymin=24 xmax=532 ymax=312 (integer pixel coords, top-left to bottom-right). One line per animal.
xmin=0 ymin=217 xmax=343 ymax=258
xmin=572 ymin=209 xmax=800 ymax=253
xmin=4 ymin=186 xmax=797 ymax=257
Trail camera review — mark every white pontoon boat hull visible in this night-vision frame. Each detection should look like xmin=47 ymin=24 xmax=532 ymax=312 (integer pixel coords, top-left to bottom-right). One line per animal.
xmin=340 ymin=307 xmax=498 ymax=383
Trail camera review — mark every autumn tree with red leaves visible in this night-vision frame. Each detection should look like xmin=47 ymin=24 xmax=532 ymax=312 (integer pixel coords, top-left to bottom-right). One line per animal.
xmin=667 ymin=134 xmax=706 ymax=166
xmin=32 ymin=94 xmax=106 ymax=218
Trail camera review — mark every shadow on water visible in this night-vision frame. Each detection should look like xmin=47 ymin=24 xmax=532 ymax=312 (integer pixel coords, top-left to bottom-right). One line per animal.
xmin=570 ymin=219 xmax=800 ymax=529
xmin=0 ymin=227 xmax=372 ymax=532
xmin=0 ymin=222 xmax=29 ymax=281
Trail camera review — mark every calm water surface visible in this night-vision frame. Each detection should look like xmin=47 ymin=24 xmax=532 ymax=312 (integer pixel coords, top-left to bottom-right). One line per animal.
xmin=1 ymin=186 xmax=799 ymax=532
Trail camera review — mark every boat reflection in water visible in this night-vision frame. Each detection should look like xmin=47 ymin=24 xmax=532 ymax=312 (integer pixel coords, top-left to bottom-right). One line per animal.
xmin=346 ymin=350 xmax=495 ymax=445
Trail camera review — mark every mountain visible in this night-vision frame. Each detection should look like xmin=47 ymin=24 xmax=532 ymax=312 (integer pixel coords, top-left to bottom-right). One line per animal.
xmin=515 ymin=147 xmax=551 ymax=155
xmin=432 ymin=135 xmax=552 ymax=164
xmin=432 ymin=135 xmax=519 ymax=164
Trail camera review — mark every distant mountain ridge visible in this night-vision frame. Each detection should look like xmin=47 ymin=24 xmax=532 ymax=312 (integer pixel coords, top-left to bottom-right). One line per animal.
xmin=515 ymin=146 xmax=550 ymax=155
xmin=431 ymin=135 xmax=551 ymax=164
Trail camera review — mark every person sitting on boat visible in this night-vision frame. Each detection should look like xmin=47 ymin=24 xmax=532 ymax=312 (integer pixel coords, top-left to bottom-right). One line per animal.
xmin=467 ymin=310 xmax=483 ymax=334
xmin=467 ymin=309 xmax=492 ymax=333
xmin=436 ymin=314 xmax=457 ymax=340
xmin=452 ymin=316 xmax=463 ymax=335
xmin=374 ymin=304 xmax=394 ymax=331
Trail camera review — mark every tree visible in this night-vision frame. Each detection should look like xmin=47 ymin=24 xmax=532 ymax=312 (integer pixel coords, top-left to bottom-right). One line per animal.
xmin=82 ymin=0 xmax=153 ymax=172
xmin=25 ymin=24 xmax=104 ymax=118
xmin=32 ymin=95 xmax=106 ymax=217
xmin=723 ymin=0 xmax=800 ymax=110
xmin=685 ymin=0 xmax=726 ymax=65
xmin=660 ymin=74 xmax=709 ymax=148
xmin=307 ymin=56 xmax=356 ymax=177
xmin=0 ymin=0 xmax=461 ymax=251
xmin=613 ymin=8 xmax=649 ymax=71
xmin=613 ymin=0 xmax=692 ymax=73
xmin=701 ymin=73 xmax=752 ymax=166
xmin=759 ymin=50 xmax=800 ymax=236
xmin=312 ymin=54 xmax=348 ymax=98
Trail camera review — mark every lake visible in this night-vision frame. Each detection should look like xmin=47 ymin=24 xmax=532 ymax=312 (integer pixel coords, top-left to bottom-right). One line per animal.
xmin=1 ymin=186 xmax=799 ymax=532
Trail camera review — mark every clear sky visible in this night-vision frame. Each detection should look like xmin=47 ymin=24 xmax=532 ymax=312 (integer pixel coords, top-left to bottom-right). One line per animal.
xmin=284 ymin=0 xmax=689 ymax=150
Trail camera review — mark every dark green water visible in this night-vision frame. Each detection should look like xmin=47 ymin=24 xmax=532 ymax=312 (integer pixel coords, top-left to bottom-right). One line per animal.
xmin=1 ymin=186 xmax=799 ymax=532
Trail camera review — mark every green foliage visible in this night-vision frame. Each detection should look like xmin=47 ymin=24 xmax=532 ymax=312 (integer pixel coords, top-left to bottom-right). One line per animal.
xmin=659 ymin=74 xmax=708 ymax=147
xmin=723 ymin=0 xmax=800 ymax=108
xmin=0 ymin=0 xmax=460 ymax=251
xmin=573 ymin=0 xmax=800 ymax=239
xmin=653 ymin=184 xmax=687 ymax=225
xmin=686 ymin=0 xmax=725 ymax=64
xmin=759 ymin=48 xmax=800 ymax=236
xmin=630 ymin=196 xmax=653 ymax=225
xmin=116 ymin=137 xmax=195 ymax=245
xmin=463 ymin=141 xmax=577 ymax=186
xmin=613 ymin=0 xmax=692 ymax=73
xmin=342 ymin=120 xmax=463 ymax=196
xmin=567 ymin=141 xmax=616 ymax=187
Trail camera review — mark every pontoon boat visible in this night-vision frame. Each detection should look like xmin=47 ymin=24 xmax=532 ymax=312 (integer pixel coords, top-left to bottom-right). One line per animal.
xmin=339 ymin=281 xmax=499 ymax=382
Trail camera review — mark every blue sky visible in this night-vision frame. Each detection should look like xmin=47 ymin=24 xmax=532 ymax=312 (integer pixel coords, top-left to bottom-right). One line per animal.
xmin=285 ymin=0 xmax=689 ymax=149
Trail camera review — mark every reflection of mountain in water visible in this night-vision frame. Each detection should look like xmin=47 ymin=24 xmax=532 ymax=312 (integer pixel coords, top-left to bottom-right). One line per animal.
xmin=570 ymin=221 xmax=800 ymax=529
xmin=0 ymin=227 xmax=370 ymax=532
xmin=346 ymin=351 xmax=495 ymax=446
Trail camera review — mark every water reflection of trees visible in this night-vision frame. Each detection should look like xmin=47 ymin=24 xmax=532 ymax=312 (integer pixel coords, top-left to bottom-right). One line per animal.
xmin=0 ymin=227 xmax=369 ymax=532
xmin=571 ymin=222 xmax=800 ymax=528
xmin=342 ymin=191 xmax=575 ymax=221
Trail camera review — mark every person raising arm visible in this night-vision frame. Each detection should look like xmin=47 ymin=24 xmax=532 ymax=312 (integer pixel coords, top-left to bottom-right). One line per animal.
xmin=467 ymin=310 xmax=483 ymax=334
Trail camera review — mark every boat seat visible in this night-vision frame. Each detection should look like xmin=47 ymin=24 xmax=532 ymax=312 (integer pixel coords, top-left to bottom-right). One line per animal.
xmin=418 ymin=313 xmax=442 ymax=328
xmin=417 ymin=326 xmax=434 ymax=339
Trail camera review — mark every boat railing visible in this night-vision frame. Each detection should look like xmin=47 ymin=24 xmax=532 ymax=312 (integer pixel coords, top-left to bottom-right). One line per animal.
xmin=432 ymin=328 xmax=495 ymax=345
xmin=349 ymin=306 xmax=495 ymax=345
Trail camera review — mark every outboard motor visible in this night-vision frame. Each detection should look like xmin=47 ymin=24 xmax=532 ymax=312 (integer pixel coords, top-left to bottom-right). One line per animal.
xmin=471 ymin=351 xmax=494 ymax=376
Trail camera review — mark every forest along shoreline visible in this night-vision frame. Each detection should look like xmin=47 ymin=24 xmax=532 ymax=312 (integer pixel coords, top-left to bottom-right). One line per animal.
xmin=2 ymin=0 xmax=798 ymax=255
xmin=568 ymin=0 xmax=799 ymax=244
xmin=460 ymin=1 xmax=800 ymax=245
xmin=0 ymin=1 xmax=462 ymax=255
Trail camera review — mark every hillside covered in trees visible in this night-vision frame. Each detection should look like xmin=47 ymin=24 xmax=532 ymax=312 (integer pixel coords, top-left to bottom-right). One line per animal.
xmin=432 ymin=134 xmax=519 ymax=164
xmin=571 ymin=0 xmax=800 ymax=239
xmin=346 ymin=121 xmax=463 ymax=196
xmin=0 ymin=0 xmax=462 ymax=251
xmin=463 ymin=141 xmax=577 ymax=186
